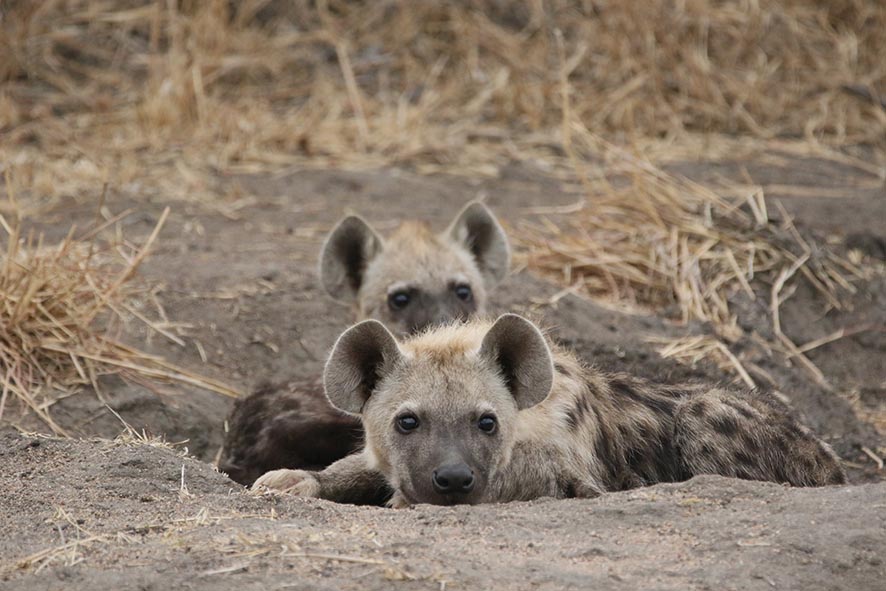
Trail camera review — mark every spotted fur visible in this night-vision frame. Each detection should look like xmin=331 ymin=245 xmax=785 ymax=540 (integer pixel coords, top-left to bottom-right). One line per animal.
xmin=219 ymin=202 xmax=509 ymax=486
xmin=254 ymin=315 xmax=845 ymax=505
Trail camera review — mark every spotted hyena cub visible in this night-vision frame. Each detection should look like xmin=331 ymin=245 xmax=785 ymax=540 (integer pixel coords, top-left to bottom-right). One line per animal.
xmin=254 ymin=314 xmax=846 ymax=506
xmin=219 ymin=202 xmax=510 ymax=486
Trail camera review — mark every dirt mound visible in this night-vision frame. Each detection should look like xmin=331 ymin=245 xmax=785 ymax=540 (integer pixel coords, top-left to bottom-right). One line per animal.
xmin=2 ymin=431 xmax=883 ymax=590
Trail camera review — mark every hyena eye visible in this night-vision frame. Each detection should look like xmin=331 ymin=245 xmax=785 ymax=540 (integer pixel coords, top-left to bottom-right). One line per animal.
xmin=396 ymin=413 xmax=420 ymax=433
xmin=388 ymin=291 xmax=411 ymax=310
xmin=454 ymin=284 xmax=473 ymax=302
xmin=477 ymin=415 xmax=497 ymax=434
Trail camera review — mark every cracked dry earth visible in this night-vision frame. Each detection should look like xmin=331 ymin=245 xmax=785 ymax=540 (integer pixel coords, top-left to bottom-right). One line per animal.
xmin=1 ymin=157 xmax=885 ymax=590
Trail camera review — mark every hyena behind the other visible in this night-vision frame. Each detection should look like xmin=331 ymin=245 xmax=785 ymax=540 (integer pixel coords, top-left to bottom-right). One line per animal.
xmin=254 ymin=315 xmax=846 ymax=506
xmin=219 ymin=202 xmax=510 ymax=486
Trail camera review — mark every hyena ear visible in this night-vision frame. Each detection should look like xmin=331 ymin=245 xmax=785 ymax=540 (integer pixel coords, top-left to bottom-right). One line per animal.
xmin=447 ymin=201 xmax=511 ymax=286
xmin=479 ymin=314 xmax=553 ymax=410
xmin=319 ymin=215 xmax=384 ymax=302
xmin=324 ymin=319 xmax=402 ymax=415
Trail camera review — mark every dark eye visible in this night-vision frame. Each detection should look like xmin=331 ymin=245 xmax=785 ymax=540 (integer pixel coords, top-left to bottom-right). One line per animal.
xmin=477 ymin=415 xmax=497 ymax=434
xmin=388 ymin=291 xmax=411 ymax=310
xmin=454 ymin=284 xmax=472 ymax=302
xmin=396 ymin=414 xmax=420 ymax=433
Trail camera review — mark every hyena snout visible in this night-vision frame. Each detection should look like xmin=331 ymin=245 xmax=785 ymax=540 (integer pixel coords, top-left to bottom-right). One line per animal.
xmin=432 ymin=463 xmax=475 ymax=495
xmin=404 ymin=300 xmax=473 ymax=335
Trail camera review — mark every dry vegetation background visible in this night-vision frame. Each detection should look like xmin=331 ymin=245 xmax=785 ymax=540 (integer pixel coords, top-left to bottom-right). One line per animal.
xmin=0 ymin=0 xmax=884 ymax=433
xmin=2 ymin=0 xmax=885 ymax=199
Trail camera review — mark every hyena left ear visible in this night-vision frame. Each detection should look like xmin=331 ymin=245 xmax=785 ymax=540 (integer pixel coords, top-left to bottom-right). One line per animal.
xmin=479 ymin=314 xmax=554 ymax=410
xmin=319 ymin=215 xmax=384 ymax=302
xmin=324 ymin=320 xmax=402 ymax=415
xmin=447 ymin=201 xmax=511 ymax=287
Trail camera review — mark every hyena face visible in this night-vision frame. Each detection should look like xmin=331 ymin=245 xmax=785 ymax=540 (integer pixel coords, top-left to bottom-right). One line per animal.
xmin=319 ymin=202 xmax=510 ymax=336
xmin=323 ymin=315 xmax=554 ymax=505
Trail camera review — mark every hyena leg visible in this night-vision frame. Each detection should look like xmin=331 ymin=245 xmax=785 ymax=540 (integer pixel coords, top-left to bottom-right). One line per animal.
xmin=673 ymin=389 xmax=846 ymax=487
xmin=252 ymin=451 xmax=393 ymax=505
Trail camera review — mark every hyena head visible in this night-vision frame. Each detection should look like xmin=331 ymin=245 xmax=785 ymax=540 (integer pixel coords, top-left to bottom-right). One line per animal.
xmin=323 ymin=314 xmax=554 ymax=505
xmin=318 ymin=201 xmax=510 ymax=336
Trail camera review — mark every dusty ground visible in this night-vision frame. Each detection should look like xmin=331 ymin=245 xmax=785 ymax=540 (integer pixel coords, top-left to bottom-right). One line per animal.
xmin=2 ymin=155 xmax=884 ymax=589
xmin=2 ymin=431 xmax=885 ymax=591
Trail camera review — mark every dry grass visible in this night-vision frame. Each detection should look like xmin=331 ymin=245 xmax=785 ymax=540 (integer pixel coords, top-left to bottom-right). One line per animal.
xmin=511 ymin=125 xmax=870 ymax=387
xmin=0 ymin=184 xmax=238 ymax=436
xmin=1 ymin=0 xmax=884 ymax=207
xmin=513 ymin=122 xmax=865 ymax=314
xmin=0 ymin=1 xmax=882 ymax=394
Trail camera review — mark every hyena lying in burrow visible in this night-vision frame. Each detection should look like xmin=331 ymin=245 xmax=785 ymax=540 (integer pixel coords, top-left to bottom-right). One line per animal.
xmin=253 ymin=314 xmax=846 ymax=506
xmin=218 ymin=202 xmax=511 ymax=486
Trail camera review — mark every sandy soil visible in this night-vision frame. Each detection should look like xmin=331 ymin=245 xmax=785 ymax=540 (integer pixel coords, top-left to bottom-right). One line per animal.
xmin=2 ymin=432 xmax=884 ymax=591
xmin=2 ymin=155 xmax=884 ymax=589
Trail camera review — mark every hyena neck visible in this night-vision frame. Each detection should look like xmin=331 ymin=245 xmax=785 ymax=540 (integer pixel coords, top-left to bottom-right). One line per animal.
xmin=487 ymin=353 xmax=603 ymax=502
xmin=492 ymin=356 xmax=699 ymax=501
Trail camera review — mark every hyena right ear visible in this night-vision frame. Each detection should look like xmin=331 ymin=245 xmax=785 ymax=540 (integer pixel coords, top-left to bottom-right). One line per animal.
xmin=319 ymin=215 xmax=384 ymax=302
xmin=479 ymin=314 xmax=554 ymax=410
xmin=447 ymin=201 xmax=511 ymax=287
xmin=324 ymin=319 xmax=402 ymax=415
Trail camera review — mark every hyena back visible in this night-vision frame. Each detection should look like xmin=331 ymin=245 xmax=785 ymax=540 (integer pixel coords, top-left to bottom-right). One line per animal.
xmin=254 ymin=315 xmax=845 ymax=505
xmin=219 ymin=202 xmax=510 ymax=486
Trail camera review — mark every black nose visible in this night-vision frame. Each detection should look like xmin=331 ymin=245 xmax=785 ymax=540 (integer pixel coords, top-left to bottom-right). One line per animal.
xmin=432 ymin=463 xmax=475 ymax=494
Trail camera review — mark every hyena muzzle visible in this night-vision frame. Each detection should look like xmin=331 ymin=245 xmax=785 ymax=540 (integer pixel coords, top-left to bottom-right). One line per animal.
xmin=219 ymin=202 xmax=510 ymax=486
xmin=253 ymin=314 xmax=846 ymax=506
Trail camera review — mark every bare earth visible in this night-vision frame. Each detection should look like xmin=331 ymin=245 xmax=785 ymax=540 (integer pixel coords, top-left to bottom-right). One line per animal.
xmin=2 ymin=431 xmax=885 ymax=591
xmin=2 ymin=155 xmax=884 ymax=589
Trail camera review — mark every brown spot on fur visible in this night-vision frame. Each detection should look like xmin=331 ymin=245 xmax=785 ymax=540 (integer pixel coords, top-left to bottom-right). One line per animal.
xmin=609 ymin=376 xmax=677 ymax=418
xmin=690 ymin=400 xmax=708 ymax=417
xmin=829 ymin=467 xmax=847 ymax=485
xmin=711 ymin=414 xmax=739 ymax=437
xmin=590 ymin=404 xmax=624 ymax=484
xmin=734 ymin=450 xmax=757 ymax=467
xmin=739 ymin=433 xmax=761 ymax=453
xmin=772 ymin=436 xmax=791 ymax=456
xmin=565 ymin=395 xmax=591 ymax=431
xmin=560 ymin=480 xmax=577 ymax=498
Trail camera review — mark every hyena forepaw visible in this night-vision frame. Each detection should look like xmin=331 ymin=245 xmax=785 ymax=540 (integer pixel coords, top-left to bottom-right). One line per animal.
xmin=386 ymin=491 xmax=412 ymax=509
xmin=251 ymin=469 xmax=322 ymax=498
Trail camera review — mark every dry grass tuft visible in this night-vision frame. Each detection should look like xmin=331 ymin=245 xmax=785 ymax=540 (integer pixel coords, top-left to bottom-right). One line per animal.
xmin=1 ymin=0 xmax=884 ymax=204
xmin=0 ymin=185 xmax=238 ymax=435
xmin=649 ymin=334 xmax=759 ymax=389
xmin=513 ymin=128 xmax=861 ymax=326
xmin=512 ymin=68 xmax=867 ymax=387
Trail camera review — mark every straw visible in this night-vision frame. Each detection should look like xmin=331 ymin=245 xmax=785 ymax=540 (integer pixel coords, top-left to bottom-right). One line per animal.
xmin=1 ymin=1 xmax=883 ymax=208
xmin=0 ymin=185 xmax=239 ymax=435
